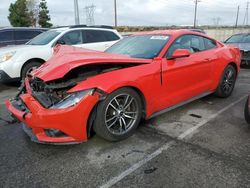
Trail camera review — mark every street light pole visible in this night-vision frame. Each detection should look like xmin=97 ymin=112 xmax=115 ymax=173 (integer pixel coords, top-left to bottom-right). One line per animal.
xmin=114 ymin=0 xmax=117 ymax=27
xmin=74 ymin=0 xmax=80 ymax=25
xmin=193 ymin=0 xmax=200 ymax=28
xmin=235 ymin=5 xmax=240 ymax=28
xmin=193 ymin=0 xmax=198 ymax=28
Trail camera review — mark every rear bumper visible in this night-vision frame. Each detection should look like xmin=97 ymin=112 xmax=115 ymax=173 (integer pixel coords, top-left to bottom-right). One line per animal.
xmin=6 ymin=92 xmax=100 ymax=144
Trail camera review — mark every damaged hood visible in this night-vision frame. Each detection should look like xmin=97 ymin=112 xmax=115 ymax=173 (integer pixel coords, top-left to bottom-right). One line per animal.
xmin=33 ymin=45 xmax=152 ymax=82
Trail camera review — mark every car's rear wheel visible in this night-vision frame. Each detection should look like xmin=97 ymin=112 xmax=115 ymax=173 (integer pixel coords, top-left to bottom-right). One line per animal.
xmin=244 ymin=98 xmax=250 ymax=124
xmin=215 ymin=65 xmax=236 ymax=98
xmin=93 ymin=88 xmax=142 ymax=141
xmin=21 ymin=61 xmax=42 ymax=80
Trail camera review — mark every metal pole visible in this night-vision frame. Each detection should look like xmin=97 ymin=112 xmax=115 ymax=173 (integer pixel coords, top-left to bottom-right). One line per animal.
xmin=235 ymin=5 xmax=240 ymax=28
xmin=193 ymin=0 xmax=198 ymax=28
xmin=74 ymin=0 xmax=80 ymax=25
xmin=114 ymin=0 xmax=117 ymax=27
xmin=247 ymin=2 xmax=249 ymax=25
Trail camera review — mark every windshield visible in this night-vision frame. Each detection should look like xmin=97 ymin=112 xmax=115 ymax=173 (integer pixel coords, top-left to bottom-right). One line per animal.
xmin=27 ymin=30 xmax=61 ymax=45
xmin=105 ymin=35 xmax=170 ymax=59
xmin=225 ymin=34 xmax=245 ymax=43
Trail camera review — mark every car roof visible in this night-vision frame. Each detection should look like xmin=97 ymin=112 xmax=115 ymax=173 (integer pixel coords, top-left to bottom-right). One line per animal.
xmin=51 ymin=25 xmax=116 ymax=32
xmin=0 ymin=27 xmax=48 ymax=31
xmin=132 ymin=29 xmax=208 ymax=37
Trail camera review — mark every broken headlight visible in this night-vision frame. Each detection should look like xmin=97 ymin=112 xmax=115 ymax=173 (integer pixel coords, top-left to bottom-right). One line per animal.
xmin=50 ymin=89 xmax=94 ymax=109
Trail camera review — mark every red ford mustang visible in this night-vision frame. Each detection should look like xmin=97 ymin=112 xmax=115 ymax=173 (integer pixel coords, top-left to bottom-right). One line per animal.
xmin=6 ymin=30 xmax=241 ymax=144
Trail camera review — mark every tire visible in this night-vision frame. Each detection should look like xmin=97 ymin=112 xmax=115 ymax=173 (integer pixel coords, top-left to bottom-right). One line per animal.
xmin=215 ymin=65 xmax=237 ymax=98
xmin=21 ymin=61 xmax=42 ymax=80
xmin=93 ymin=87 xmax=142 ymax=141
xmin=244 ymin=98 xmax=250 ymax=124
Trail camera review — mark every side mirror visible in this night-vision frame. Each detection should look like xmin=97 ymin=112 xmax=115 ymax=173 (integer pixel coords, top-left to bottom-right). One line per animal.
xmin=56 ymin=39 xmax=66 ymax=45
xmin=169 ymin=49 xmax=191 ymax=59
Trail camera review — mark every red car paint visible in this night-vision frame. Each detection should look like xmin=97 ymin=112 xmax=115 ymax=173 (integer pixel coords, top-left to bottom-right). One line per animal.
xmin=6 ymin=30 xmax=241 ymax=144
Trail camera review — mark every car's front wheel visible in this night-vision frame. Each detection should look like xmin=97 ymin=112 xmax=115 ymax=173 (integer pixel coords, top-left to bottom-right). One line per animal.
xmin=215 ymin=64 xmax=237 ymax=98
xmin=21 ymin=61 xmax=42 ymax=80
xmin=93 ymin=88 xmax=142 ymax=141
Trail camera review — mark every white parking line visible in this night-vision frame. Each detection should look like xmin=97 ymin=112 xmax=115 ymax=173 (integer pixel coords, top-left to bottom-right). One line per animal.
xmin=100 ymin=95 xmax=248 ymax=188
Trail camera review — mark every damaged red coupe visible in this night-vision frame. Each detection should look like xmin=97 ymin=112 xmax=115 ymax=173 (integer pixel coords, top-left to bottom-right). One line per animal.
xmin=6 ymin=30 xmax=241 ymax=144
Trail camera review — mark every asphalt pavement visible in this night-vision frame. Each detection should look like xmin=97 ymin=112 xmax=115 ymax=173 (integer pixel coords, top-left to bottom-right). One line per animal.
xmin=0 ymin=69 xmax=250 ymax=188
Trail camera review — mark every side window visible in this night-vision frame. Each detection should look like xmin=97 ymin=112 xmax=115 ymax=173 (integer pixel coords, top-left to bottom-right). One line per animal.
xmin=166 ymin=35 xmax=205 ymax=57
xmin=15 ymin=30 xmax=42 ymax=40
xmin=204 ymin=37 xmax=217 ymax=50
xmin=0 ymin=31 xmax=13 ymax=42
xmin=190 ymin=36 xmax=205 ymax=52
xmin=102 ymin=31 xmax=120 ymax=41
xmin=60 ymin=30 xmax=83 ymax=45
xmin=84 ymin=30 xmax=108 ymax=43
xmin=243 ymin=35 xmax=250 ymax=43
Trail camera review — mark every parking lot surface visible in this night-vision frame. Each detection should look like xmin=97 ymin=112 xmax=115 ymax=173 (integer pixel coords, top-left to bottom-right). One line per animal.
xmin=0 ymin=69 xmax=250 ymax=188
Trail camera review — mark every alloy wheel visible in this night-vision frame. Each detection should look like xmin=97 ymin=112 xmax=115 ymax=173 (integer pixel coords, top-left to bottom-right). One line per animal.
xmin=105 ymin=94 xmax=139 ymax=135
xmin=222 ymin=68 xmax=235 ymax=95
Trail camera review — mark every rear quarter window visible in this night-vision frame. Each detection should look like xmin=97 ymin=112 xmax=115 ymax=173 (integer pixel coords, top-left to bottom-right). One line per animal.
xmin=84 ymin=30 xmax=120 ymax=43
xmin=204 ymin=37 xmax=217 ymax=50
xmin=15 ymin=30 xmax=42 ymax=40
xmin=0 ymin=30 xmax=14 ymax=42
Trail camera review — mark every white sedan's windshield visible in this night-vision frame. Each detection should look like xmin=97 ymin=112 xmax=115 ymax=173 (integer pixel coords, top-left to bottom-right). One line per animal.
xmin=105 ymin=35 xmax=170 ymax=59
xmin=27 ymin=30 xmax=61 ymax=45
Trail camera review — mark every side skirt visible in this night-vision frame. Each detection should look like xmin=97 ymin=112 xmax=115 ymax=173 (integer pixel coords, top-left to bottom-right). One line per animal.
xmin=149 ymin=91 xmax=213 ymax=119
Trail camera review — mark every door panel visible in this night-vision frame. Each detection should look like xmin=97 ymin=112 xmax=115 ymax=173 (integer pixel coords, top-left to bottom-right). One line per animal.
xmin=155 ymin=34 xmax=216 ymax=110
xmin=162 ymin=52 xmax=212 ymax=107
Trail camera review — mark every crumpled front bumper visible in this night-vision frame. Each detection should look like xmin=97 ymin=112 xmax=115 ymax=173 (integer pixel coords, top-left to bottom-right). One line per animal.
xmin=6 ymin=89 xmax=100 ymax=144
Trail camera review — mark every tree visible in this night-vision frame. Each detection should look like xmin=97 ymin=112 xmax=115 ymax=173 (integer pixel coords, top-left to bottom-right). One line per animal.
xmin=38 ymin=0 xmax=52 ymax=28
xmin=27 ymin=0 xmax=39 ymax=27
xmin=8 ymin=0 xmax=32 ymax=27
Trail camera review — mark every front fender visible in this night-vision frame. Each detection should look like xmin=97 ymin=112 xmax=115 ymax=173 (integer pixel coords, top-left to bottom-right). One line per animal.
xmin=68 ymin=63 xmax=161 ymax=118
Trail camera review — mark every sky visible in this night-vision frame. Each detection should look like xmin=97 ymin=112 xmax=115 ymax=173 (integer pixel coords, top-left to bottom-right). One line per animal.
xmin=0 ymin=0 xmax=250 ymax=27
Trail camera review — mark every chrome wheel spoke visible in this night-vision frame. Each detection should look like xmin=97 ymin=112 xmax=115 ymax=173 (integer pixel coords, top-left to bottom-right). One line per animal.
xmin=124 ymin=95 xmax=130 ymax=107
xmin=106 ymin=115 xmax=117 ymax=123
xmin=105 ymin=93 xmax=139 ymax=135
xmin=124 ymin=111 xmax=137 ymax=114
xmin=124 ymin=114 xmax=136 ymax=120
xmin=107 ymin=117 xmax=119 ymax=129
xmin=114 ymin=98 xmax=120 ymax=107
xmin=110 ymin=103 xmax=119 ymax=111
xmin=124 ymin=98 xmax=134 ymax=110
xmin=121 ymin=117 xmax=127 ymax=129
xmin=119 ymin=118 xmax=123 ymax=132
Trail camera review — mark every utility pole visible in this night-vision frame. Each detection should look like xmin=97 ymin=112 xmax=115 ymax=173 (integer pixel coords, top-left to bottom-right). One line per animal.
xmin=243 ymin=1 xmax=249 ymax=25
xmin=74 ymin=0 xmax=80 ymax=25
xmin=114 ymin=0 xmax=117 ymax=27
xmin=193 ymin=0 xmax=201 ymax=28
xmin=235 ymin=5 xmax=240 ymax=28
